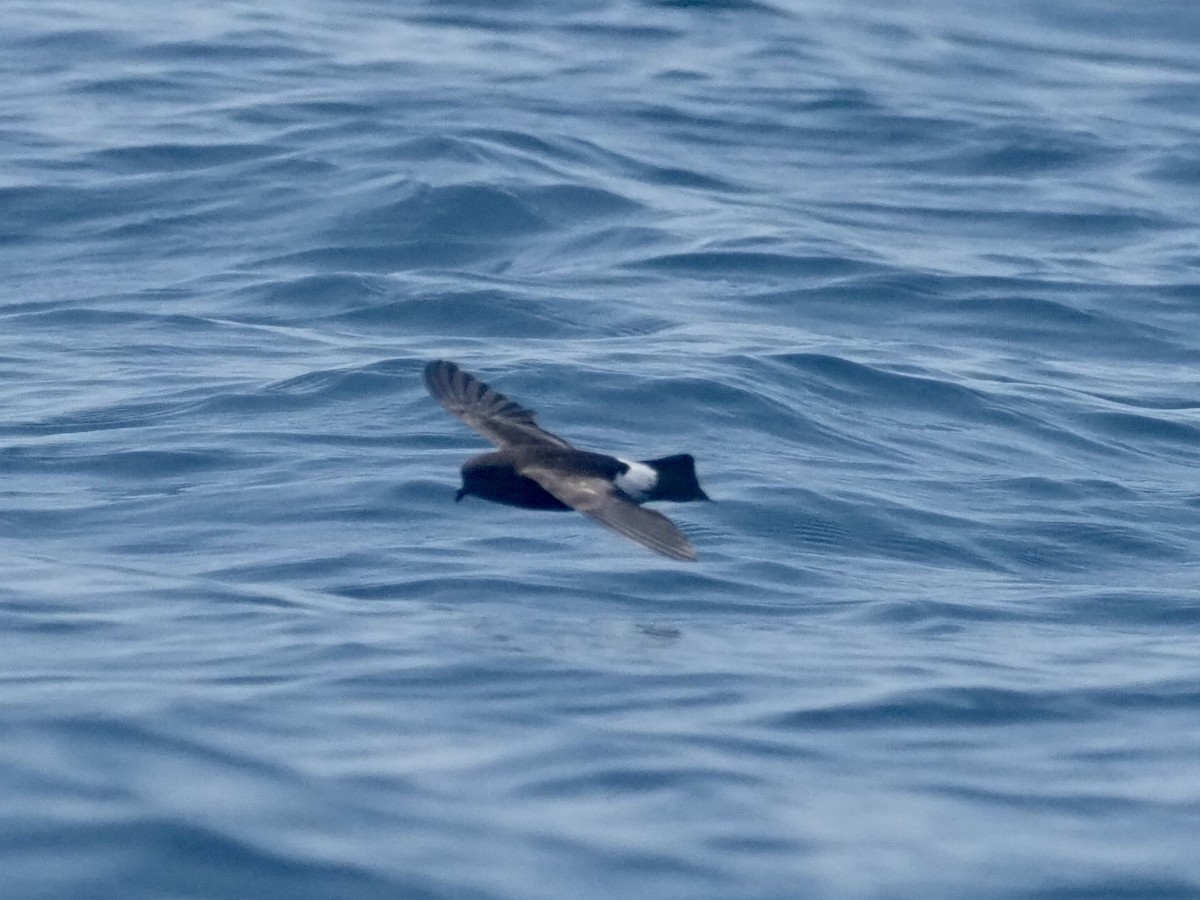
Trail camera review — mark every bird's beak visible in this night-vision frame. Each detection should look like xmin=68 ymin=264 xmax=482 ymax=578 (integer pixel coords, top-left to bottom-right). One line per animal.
xmin=454 ymin=488 xmax=466 ymax=503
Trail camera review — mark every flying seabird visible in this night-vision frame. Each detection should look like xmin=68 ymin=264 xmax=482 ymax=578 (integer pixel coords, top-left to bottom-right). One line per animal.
xmin=423 ymin=360 xmax=710 ymax=561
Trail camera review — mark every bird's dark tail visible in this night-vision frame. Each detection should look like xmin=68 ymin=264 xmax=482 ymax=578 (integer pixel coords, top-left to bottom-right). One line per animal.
xmin=639 ymin=454 xmax=710 ymax=503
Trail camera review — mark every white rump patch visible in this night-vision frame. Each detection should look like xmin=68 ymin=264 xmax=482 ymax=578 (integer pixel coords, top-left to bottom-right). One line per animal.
xmin=615 ymin=459 xmax=657 ymax=500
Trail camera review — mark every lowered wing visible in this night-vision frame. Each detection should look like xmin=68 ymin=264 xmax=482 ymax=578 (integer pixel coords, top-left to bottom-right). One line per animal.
xmin=521 ymin=466 xmax=697 ymax=562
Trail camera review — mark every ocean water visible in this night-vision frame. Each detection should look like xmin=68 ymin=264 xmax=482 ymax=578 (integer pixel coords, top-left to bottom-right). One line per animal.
xmin=3 ymin=0 xmax=1199 ymax=897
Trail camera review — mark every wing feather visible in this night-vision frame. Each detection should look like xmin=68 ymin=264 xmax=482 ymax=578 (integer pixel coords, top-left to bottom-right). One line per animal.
xmin=423 ymin=360 xmax=571 ymax=449
xmin=522 ymin=468 xmax=697 ymax=562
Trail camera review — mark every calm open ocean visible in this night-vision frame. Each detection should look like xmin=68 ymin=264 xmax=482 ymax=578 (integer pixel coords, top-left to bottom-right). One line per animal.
xmin=3 ymin=1 xmax=1199 ymax=897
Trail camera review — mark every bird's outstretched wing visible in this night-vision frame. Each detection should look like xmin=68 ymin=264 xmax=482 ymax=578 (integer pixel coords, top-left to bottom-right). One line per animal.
xmin=521 ymin=466 xmax=697 ymax=562
xmin=424 ymin=360 xmax=572 ymax=449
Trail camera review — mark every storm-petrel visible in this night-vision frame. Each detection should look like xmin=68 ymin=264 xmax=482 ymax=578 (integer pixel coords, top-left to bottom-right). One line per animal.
xmin=423 ymin=360 xmax=710 ymax=561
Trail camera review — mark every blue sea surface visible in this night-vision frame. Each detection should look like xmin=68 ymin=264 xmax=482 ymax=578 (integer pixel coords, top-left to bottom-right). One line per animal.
xmin=3 ymin=1 xmax=1200 ymax=897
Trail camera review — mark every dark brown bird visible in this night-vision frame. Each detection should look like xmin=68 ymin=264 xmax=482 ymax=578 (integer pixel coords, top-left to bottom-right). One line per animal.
xmin=423 ymin=360 xmax=710 ymax=561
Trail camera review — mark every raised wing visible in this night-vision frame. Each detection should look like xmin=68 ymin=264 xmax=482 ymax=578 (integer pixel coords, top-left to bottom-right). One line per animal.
xmin=424 ymin=360 xmax=572 ymax=449
xmin=521 ymin=466 xmax=697 ymax=562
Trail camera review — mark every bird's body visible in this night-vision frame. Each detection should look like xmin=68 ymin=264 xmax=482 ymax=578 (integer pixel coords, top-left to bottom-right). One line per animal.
xmin=423 ymin=360 xmax=709 ymax=561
